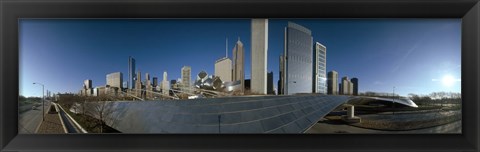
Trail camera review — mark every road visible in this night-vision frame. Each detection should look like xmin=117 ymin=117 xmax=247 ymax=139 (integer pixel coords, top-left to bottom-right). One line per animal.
xmin=18 ymin=101 xmax=51 ymax=134
xmin=306 ymin=118 xmax=461 ymax=134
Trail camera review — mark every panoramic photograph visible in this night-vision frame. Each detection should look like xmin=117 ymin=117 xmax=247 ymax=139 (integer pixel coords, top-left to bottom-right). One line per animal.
xmin=18 ymin=19 xmax=461 ymax=134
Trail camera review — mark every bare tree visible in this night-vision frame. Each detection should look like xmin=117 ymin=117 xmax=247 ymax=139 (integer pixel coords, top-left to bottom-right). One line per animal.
xmin=84 ymin=95 xmax=120 ymax=133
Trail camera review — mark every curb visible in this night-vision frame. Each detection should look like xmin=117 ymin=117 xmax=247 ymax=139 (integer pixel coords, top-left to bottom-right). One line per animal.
xmin=57 ymin=104 xmax=88 ymax=133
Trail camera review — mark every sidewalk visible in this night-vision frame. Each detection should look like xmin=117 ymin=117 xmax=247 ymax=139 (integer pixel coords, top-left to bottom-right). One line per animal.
xmin=36 ymin=104 xmax=66 ymax=134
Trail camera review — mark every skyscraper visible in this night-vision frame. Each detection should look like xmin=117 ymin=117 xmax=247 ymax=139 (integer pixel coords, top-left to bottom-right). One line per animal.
xmin=153 ymin=77 xmax=158 ymax=88
xmin=135 ymin=71 xmax=142 ymax=97
xmin=181 ymin=66 xmax=191 ymax=88
xmin=84 ymin=79 xmax=92 ymax=89
xmin=278 ymin=54 xmax=284 ymax=95
xmin=145 ymin=73 xmax=153 ymax=99
xmin=162 ymin=71 xmax=169 ymax=96
xmin=351 ymin=78 xmax=358 ymax=95
xmin=128 ymin=56 xmax=136 ymax=89
xmin=327 ymin=71 xmax=338 ymax=95
xmin=106 ymin=72 xmax=123 ymax=89
xmin=313 ymin=42 xmax=327 ymax=94
xmin=267 ymin=71 xmax=274 ymax=95
xmin=283 ymin=22 xmax=313 ymax=95
xmin=349 ymin=80 xmax=353 ymax=95
xmin=341 ymin=76 xmax=353 ymax=95
xmin=82 ymin=79 xmax=93 ymax=96
xmin=232 ymin=38 xmax=245 ymax=93
xmin=215 ymin=57 xmax=232 ymax=82
xmin=251 ymin=19 xmax=268 ymax=94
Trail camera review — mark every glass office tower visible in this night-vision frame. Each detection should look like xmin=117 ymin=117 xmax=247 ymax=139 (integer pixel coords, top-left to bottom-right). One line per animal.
xmin=314 ymin=42 xmax=327 ymax=94
xmin=128 ymin=56 xmax=136 ymax=89
xmin=284 ymin=22 xmax=313 ymax=95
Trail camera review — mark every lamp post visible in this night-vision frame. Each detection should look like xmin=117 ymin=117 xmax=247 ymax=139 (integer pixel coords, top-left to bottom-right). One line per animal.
xmin=33 ymin=82 xmax=45 ymax=121
xmin=392 ymin=86 xmax=395 ymax=115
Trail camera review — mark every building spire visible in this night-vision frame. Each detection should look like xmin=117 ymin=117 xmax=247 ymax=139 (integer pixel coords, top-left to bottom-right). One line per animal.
xmin=226 ymin=37 xmax=228 ymax=58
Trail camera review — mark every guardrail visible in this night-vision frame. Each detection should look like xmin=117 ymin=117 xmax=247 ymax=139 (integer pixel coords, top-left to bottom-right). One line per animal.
xmin=56 ymin=103 xmax=88 ymax=133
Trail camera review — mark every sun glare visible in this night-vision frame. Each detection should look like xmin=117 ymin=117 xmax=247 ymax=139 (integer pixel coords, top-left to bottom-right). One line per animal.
xmin=441 ymin=75 xmax=456 ymax=87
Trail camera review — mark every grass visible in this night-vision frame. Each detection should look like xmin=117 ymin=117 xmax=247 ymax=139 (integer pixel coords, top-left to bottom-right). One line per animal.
xmin=326 ymin=109 xmax=461 ymax=131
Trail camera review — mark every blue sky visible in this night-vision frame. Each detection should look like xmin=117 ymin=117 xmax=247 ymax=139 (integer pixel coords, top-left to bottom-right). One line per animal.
xmin=19 ymin=19 xmax=461 ymax=97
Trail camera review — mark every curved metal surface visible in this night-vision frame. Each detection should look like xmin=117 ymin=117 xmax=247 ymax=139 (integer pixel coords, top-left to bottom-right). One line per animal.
xmin=82 ymin=95 xmax=351 ymax=133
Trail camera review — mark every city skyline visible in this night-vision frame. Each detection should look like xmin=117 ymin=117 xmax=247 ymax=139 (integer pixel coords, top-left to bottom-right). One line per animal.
xmin=20 ymin=19 xmax=461 ymax=97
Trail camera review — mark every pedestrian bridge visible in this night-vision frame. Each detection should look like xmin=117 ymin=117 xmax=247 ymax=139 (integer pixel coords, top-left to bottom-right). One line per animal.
xmin=349 ymin=96 xmax=419 ymax=108
xmin=84 ymin=95 xmax=352 ymax=133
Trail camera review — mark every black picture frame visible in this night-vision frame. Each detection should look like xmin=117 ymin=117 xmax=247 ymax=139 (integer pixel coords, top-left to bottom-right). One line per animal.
xmin=1 ymin=0 xmax=479 ymax=151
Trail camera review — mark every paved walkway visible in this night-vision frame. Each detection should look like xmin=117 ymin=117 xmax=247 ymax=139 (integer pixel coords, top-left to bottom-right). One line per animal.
xmin=36 ymin=105 xmax=66 ymax=134
xmin=306 ymin=118 xmax=461 ymax=134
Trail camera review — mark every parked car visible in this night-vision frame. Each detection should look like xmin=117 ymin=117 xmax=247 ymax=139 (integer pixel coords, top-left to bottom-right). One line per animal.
xmin=32 ymin=105 xmax=37 ymax=110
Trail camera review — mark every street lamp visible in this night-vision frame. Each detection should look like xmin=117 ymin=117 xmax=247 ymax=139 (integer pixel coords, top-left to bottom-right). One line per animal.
xmin=33 ymin=82 xmax=45 ymax=121
xmin=392 ymin=86 xmax=395 ymax=115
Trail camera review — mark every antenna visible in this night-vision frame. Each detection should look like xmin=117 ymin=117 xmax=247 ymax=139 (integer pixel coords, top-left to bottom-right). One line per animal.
xmin=225 ymin=37 xmax=228 ymax=58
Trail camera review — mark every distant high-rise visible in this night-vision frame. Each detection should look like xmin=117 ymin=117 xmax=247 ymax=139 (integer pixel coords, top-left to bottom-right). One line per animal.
xmin=278 ymin=54 xmax=285 ymax=95
xmin=181 ymin=66 xmax=191 ymax=88
xmin=327 ymin=71 xmax=338 ymax=95
xmin=313 ymin=42 xmax=327 ymax=94
xmin=128 ymin=56 xmax=136 ymax=89
xmin=277 ymin=80 xmax=281 ymax=95
xmin=82 ymin=79 xmax=93 ymax=96
xmin=145 ymin=73 xmax=150 ymax=83
xmin=251 ymin=19 xmax=268 ymax=94
xmin=170 ymin=80 xmax=177 ymax=85
xmin=135 ymin=71 xmax=142 ymax=97
xmin=349 ymin=80 xmax=353 ymax=95
xmin=162 ymin=71 xmax=169 ymax=95
xmin=106 ymin=72 xmax=123 ymax=89
xmin=232 ymin=38 xmax=245 ymax=93
xmin=341 ymin=76 xmax=353 ymax=95
xmin=123 ymin=81 xmax=128 ymax=89
xmin=283 ymin=22 xmax=313 ymax=95
xmin=84 ymin=79 xmax=92 ymax=89
xmin=215 ymin=57 xmax=232 ymax=82
xmin=145 ymin=73 xmax=153 ymax=99
xmin=351 ymin=78 xmax=358 ymax=95
xmin=339 ymin=83 xmax=342 ymax=95
xmin=267 ymin=71 xmax=274 ymax=95
xmin=153 ymin=77 xmax=158 ymax=88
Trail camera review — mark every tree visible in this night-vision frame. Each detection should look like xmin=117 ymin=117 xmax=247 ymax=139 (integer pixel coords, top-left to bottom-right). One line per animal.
xmin=84 ymin=95 xmax=120 ymax=133
xmin=19 ymin=95 xmax=26 ymax=102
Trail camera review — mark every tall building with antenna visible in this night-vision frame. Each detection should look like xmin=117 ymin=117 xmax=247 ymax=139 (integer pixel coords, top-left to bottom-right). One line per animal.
xmin=215 ymin=38 xmax=233 ymax=82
